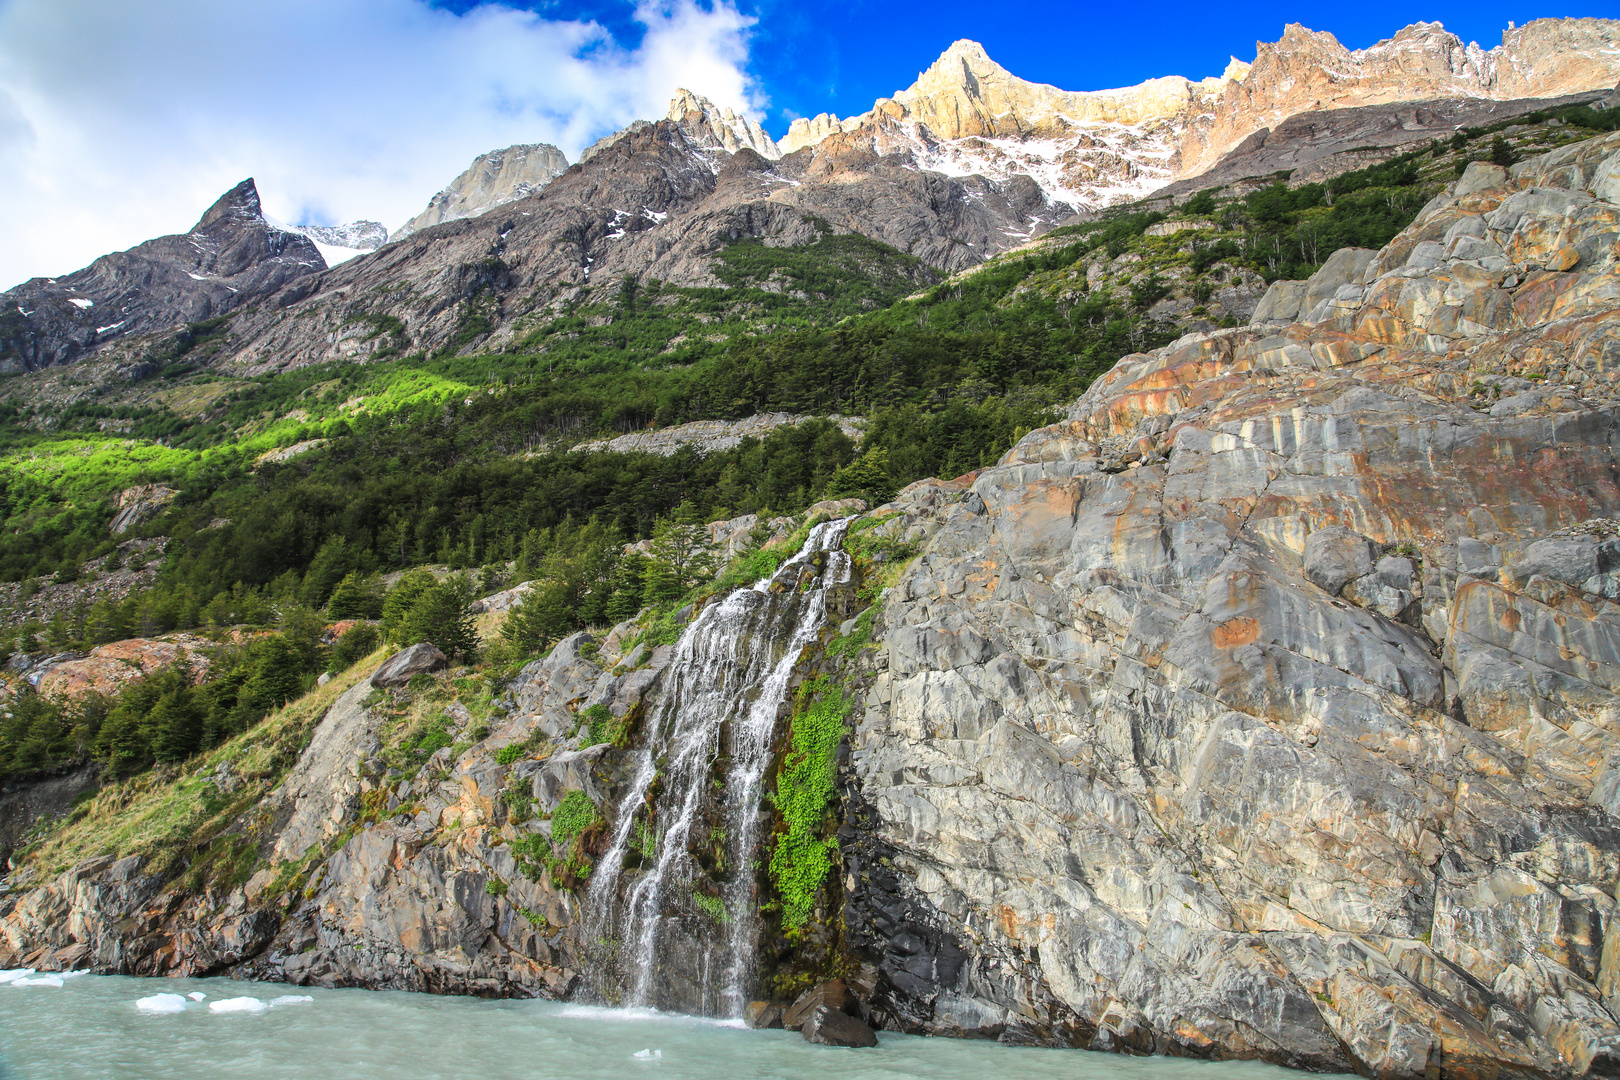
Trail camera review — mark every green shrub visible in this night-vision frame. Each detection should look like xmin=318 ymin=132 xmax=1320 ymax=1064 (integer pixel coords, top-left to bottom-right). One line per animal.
xmin=551 ymin=790 xmax=600 ymax=853
xmin=769 ymin=678 xmax=850 ymax=931
xmin=329 ymin=624 xmax=380 ymax=672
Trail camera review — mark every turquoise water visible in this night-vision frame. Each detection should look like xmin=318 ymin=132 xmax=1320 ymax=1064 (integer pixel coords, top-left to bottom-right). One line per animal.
xmin=0 ymin=972 xmax=1305 ymax=1080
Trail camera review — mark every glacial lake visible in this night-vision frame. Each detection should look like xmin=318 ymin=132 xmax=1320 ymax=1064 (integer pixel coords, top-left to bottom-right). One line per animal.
xmin=0 ymin=972 xmax=1315 ymax=1080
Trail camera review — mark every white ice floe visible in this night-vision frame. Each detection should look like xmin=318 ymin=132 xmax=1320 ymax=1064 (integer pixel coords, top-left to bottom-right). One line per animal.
xmin=68 ymin=298 xmax=92 ymax=309
xmin=187 ymin=991 xmax=207 ymax=1001
xmin=136 ymin=993 xmax=189 ymax=1013
xmin=11 ymin=976 xmax=64 ymax=987
xmin=0 ymin=968 xmax=36 ymax=984
xmin=633 ymin=1049 xmax=662 ymax=1060
xmin=208 ymin=996 xmax=269 ymax=1013
xmin=270 ymin=995 xmax=313 ymax=1006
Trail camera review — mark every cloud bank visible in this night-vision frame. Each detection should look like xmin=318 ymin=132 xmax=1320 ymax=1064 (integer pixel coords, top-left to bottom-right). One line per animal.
xmin=0 ymin=0 xmax=762 ymax=287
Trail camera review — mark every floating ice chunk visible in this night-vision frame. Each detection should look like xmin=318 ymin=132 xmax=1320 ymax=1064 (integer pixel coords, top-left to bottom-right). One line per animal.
xmin=187 ymin=992 xmax=207 ymax=1001
xmin=60 ymin=971 xmax=88 ymax=978
xmin=270 ymin=995 xmax=313 ymax=1006
xmin=632 ymin=1049 xmax=662 ymax=1060
xmin=12 ymin=976 xmax=64 ymax=987
xmin=136 ymin=993 xmax=189 ymax=1013
xmin=208 ymin=997 xmax=269 ymax=1013
xmin=0 ymin=968 xmax=35 ymax=984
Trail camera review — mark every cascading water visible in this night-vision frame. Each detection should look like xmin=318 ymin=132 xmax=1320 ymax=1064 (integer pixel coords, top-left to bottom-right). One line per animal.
xmin=585 ymin=519 xmax=852 ymax=1016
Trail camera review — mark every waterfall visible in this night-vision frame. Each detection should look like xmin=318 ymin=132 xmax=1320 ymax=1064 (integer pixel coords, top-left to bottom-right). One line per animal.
xmin=585 ymin=518 xmax=852 ymax=1015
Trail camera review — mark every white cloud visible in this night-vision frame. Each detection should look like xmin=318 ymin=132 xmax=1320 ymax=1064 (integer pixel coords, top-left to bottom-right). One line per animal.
xmin=0 ymin=0 xmax=763 ymax=288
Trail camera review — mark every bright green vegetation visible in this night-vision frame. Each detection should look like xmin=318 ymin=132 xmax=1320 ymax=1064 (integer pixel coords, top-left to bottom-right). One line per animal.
xmin=769 ymin=677 xmax=850 ymax=932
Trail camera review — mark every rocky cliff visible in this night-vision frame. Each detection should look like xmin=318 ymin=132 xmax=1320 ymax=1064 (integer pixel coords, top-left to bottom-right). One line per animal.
xmin=6 ymin=21 xmax=1617 ymax=381
xmin=118 ymin=117 xmax=1058 ymax=375
xmin=6 ymin=127 xmax=1620 ymax=1080
xmin=0 ymin=180 xmax=325 ymax=372
xmin=391 ymin=143 xmax=571 ymax=241
xmin=834 ymin=129 xmax=1620 ymax=1076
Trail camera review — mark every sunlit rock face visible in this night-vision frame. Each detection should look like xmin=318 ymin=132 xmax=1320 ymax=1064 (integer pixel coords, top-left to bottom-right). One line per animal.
xmin=840 ymin=130 xmax=1620 ymax=1077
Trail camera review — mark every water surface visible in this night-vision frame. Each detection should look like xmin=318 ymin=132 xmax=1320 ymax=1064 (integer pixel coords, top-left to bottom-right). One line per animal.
xmin=0 ymin=973 xmax=1307 ymax=1080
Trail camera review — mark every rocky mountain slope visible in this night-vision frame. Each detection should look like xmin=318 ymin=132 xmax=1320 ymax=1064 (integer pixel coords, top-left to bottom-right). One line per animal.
xmin=6 ymin=125 xmax=1620 ymax=1079
xmin=2 ymin=20 xmax=1616 ymax=383
xmin=391 ymin=143 xmax=570 ymax=241
xmin=777 ymin=20 xmax=1620 ymax=210
xmin=0 ymin=180 xmax=325 ymax=373
xmin=152 ymin=116 xmax=1061 ymax=375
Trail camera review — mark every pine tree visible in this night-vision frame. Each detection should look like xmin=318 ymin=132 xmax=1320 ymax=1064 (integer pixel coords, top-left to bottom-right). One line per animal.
xmin=327 ymin=572 xmax=383 ymax=619
xmin=502 ymin=580 xmax=570 ymax=654
xmin=380 ymin=570 xmax=436 ymax=641
xmin=149 ymin=688 xmax=203 ymax=763
xmin=402 ymin=575 xmax=480 ymax=660
xmin=642 ymin=502 xmax=715 ymax=605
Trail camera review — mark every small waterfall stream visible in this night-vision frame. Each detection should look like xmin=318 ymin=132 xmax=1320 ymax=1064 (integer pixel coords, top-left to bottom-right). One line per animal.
xmin=585 ymin=519 xmax=852 ymax=1015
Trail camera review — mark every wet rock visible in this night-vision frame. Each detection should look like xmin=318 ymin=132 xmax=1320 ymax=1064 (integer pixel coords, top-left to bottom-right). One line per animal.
xmin=784 ymin=978 xmax=856 ymax=1030
xmin=370 ymin=644 xmax=448 ymax=688
xmin=744 ymin=1000 xmax=784 ymax=1028
xmin=802 ymin=1005 xmax=878 ymax=1047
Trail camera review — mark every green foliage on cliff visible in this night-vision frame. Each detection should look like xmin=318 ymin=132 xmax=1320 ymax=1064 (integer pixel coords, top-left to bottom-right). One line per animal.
xmin=769 ymin=677 xmax=849 ymax=932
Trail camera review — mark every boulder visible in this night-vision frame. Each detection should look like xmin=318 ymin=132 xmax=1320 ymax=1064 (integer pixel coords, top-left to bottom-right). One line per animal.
xmin=783 ymin=978 xmax=856 ymax=1030
xmin=1299 ymin=246 xmax=1378 ymax=319
xmin=801 ymin=1006 xmax=877 ymax=1047
xmin=1250 ymin=279 xmax=1309 ymax=325
xmin=369 ymin=643 xmax=447 ymax=688
xmin=108 ymin=485 xmax=178 ymax=536
xmin=469 ymin=582 xmax=533 ymax=614
xmin=744 ymin=1000 xmax=784 ymax=1029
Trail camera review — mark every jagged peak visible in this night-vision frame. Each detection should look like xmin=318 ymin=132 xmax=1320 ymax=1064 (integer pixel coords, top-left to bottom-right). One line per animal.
xmin=666 ymin=88 xmax=780 ymax=160
xmin=193 ymin=179 xmax=264 ymax=233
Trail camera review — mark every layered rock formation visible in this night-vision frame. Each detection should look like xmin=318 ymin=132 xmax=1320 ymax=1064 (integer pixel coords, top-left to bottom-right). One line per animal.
xmin=0 ymin=180 xmax=325 ymax=372
xmin=835 ymin=129 xmax=1620 ymax=1076
xmin=391 ymin=143 xmax=570 ymax=241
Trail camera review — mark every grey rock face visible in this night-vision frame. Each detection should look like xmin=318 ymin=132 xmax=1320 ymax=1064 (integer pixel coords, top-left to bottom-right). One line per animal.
xmin=370 ymin=644 xmax=447 ymax=688
xmin=0 ymin=179 xmax=324 ymax=372
xmin=1163 ymin=90 xmax=1620 ymax=201
xmin=834 ymin=129 xmax=1620 ymax=1078
xmin=392 ymin=143 xmax=570 ymax=240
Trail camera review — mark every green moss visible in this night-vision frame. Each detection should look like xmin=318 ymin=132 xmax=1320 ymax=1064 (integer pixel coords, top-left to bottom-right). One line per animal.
xmin=769 ymin=678 xmax=850 ymax=932
xmin=552 ymin=790 xmax=600 ymax=852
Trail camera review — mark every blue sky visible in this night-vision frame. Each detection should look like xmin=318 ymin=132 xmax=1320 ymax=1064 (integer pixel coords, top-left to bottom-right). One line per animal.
xmin=0 ymin=0 xmax=1610 ymax=287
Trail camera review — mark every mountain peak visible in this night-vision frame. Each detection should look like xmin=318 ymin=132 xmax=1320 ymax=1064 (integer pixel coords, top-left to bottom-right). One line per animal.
xmin=193 ymin=178 xmax=263 ymax=233
xmin=666 ymin=89 xmax=780 ymax=160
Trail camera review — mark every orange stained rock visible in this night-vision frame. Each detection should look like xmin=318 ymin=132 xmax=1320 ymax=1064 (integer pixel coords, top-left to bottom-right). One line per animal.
xmin=1212 ymin=617 xmax=1261 ymax=648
